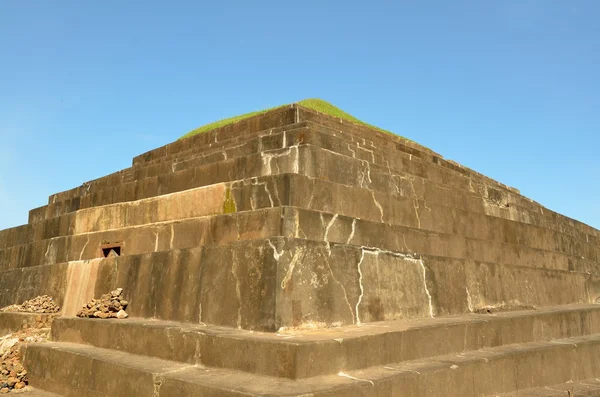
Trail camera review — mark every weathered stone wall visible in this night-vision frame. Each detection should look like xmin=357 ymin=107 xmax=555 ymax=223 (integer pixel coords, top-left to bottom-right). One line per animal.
xmin=1 ymin=104 xmax=598 ymax=332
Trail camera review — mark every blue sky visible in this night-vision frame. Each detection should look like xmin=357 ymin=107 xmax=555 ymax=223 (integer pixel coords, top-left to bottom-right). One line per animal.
xmin=0 ymin=1 xmax=599 ymax=230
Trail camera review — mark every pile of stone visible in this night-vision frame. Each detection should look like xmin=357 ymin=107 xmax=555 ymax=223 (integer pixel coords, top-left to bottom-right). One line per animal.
xmin=0 ymin=295 xmax=60 ymax=314
xmin=0 ymin=327 xmax=50 ymax=393
xmin=77 ymin=288 xmax=129 ymax=319
xmin=1 ymin=338 xmax=28 ymax=393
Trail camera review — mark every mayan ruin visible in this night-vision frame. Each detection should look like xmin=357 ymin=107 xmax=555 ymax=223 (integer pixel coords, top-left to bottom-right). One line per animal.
xmin=1 ymin=100 xmax=599 ymax=396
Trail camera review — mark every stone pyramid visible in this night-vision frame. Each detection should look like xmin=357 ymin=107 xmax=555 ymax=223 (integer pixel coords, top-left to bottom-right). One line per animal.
xmin=1 ymin=101 xmax=600 ymax=396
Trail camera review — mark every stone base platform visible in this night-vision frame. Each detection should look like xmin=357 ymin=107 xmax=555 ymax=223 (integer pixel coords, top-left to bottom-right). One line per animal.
xmin=21 ymin=304 xmax=600 ymax=396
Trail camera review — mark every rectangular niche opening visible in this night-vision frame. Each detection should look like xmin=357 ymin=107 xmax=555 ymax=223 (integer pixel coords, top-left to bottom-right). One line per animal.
xmin=100 ymin=244 xmax=122 ymax=258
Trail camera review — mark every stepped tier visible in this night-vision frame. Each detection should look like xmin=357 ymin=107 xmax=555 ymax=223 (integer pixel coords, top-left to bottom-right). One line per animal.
xmin=1 ymin=103 xmax=599 ymax=396
xmin=22 ymin=305 xmax=600 ymax=396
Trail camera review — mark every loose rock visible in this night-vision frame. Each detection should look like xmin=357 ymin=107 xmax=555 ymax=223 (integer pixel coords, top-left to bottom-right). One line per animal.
xmin=0 ymin=295 xmax=60 ymax=314
xmin=0 ymin=327 xmax=50 ymax=393
xmin=77 ymin=288 xmax=129 ymax=319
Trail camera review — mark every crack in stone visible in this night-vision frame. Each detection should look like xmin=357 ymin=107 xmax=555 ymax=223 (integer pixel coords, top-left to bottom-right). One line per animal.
xmin=418 ymin=257 xmax=434 ymax=318
xmin=170 ymin=224 xmax=175 ymax=249
xmin=358 ymin=146 xmax=375 ymax=163
xmin=324 ymin=214 xmax=338 ymax=242
xmin=44 ymin=241 xmax=52 ymax=260
xmin=294 ymin=210 xmax=301 ymax=238
xmin=231 ymin=251 xmax=242 ymax=329
xmin=293 ymin=209 xmax=307 ymax=239
xmin=281 ymin=248 xmax=303 ymax=289
xmin=261 ymin=146 xmax=300 ymax=176
xmin=267 ymin=239 xmax=284 ymax=261
xmin=413 ymin=201 xmax=422 ymax=229
xmin=152 ymin=374 xmax=162 ymax=397
xmin=357 ymin=246 xmax=434 ymax=318
xmin=371 ymin=191 xmax=384 ymax=223
xmin=292 ymin=145 xmax=300 ymax=174
xmin=253 ymin=180 xmax=274 ymax=207
xmin=466 ymin=287 xmax=474 ymax=313
xmin=355 ymin=249 xmax=367 ymax=325
xmin=79 ymin=236 xmax=90 ymax=261
xmin=363 ymin=161 xmax=372 ymax=186
xmin=271 ymin=181 xmax=282 ymax=206
xmin=404 ymin=175 xmax=418 ymax=199
xmin=347 ymin=219 xmax=356 ymax=244
xmin=357 ymin=160 xmax=371 ymax=189
xmin=324 ymin=255 xmax=355 ymax=323
xmin=348 ymin=144 xmax=356 ymax=158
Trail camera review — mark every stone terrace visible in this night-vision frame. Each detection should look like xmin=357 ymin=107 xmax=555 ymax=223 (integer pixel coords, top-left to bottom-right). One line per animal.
xmin=0 ymin=104 xmax=598 ymax=396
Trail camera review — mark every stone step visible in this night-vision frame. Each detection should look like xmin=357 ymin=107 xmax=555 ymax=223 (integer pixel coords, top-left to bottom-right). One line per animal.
xmin=23 ymin=143 xmax=600 ymax=256
xmin=287 ymin=208 xmax=599 ymax=272
xmin=37 ymin=112 xmax=522 ymax=226
xmin=0 ymin=224 xmax=31 ymax=252
xmin=132 ymin=104 xmax=297 ymax=165
xmin=139 ymin=104 xmax=504 ymax=209
xmin=40 ymin=120 xmax=519 ymax=223
xmin=132 ymin=104 xmax=438 ymax=170
xmin=0 ymin=206 xmax=284 ymax=270
xmin=112 ymin=139 xmax=600 ymax=248
xmin=32 ymin=144 xmax=302 ymax=221
xmin=0 ymin=201 xmax=600 ymax=284
xmin=9 ymin=175 xmax=598 ymax=282
xmin=46 ymin=122 xmax=307 ymax=207
xmin=23 ymin=332 xmax=600 ymax=396
xmin=17 ymin=197 xmax=599 ymax=282
xmin=0 ymin=312 xmax=55 ymax=336
xmin=135 ymin=119 xmax=515 ymax=206
xmin=3 ymin=199 xmax=598 ymax=280
xmin=50 ymin=304 xmax=600 ymax=379
xmin=2 ymin=171 xmax=599 ymax=273
xmin=136 ymin=121 xmax=305 ymax=169
xmin=2 ymin=238 xmax=599 ymax=330
xmin=493 ymin=378 xmax=600 ymax=396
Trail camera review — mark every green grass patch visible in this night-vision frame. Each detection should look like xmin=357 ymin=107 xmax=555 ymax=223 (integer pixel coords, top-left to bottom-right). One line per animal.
xmin=180 ymin=98 xmax=399 ymax=139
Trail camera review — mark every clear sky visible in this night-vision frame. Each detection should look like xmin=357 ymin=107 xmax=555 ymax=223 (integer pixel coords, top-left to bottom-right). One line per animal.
xmin=1 ymin=1 xmax=599 ymax=230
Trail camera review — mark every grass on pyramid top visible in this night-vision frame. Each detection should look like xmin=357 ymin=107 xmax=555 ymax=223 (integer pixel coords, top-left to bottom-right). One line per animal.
xmin=180 ymin=99 xmax=397 ymax=139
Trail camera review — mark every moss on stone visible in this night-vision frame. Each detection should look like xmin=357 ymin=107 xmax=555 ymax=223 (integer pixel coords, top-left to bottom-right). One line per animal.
xmin=223 ymin=188 xmax=237 ymax=214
